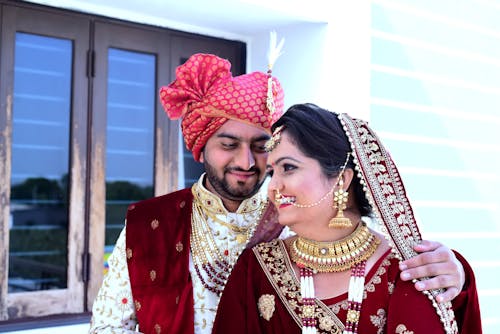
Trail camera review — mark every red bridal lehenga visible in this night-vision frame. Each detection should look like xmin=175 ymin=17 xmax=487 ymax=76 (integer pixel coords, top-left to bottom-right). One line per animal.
xmin=212 ymin=113 xmax=482 ymax=334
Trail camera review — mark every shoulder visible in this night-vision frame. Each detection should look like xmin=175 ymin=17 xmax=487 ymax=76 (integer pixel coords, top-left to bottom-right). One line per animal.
xmin=125 ymin=188 xmax=193 ymax=236
xmin=127 ymin=188 xmax=192 ymax=212
xmin=126 ymin=188 xmax=192 ymax=221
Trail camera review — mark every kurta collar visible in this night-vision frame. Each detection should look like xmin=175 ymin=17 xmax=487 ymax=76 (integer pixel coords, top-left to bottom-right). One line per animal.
xmin=192 ymin=173 xmax=267 ymax=215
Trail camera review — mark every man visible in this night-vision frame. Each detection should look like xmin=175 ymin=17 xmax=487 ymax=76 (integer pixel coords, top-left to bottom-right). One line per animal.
xmin=89 ymin=53 xmax=470 ymax=334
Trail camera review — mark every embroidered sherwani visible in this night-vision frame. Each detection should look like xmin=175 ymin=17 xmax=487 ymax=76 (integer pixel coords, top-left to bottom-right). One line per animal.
xmin=212 ymin=239 xmax=482 ymax=334
xmin=89 ymin=175 xmax=282 ymax=334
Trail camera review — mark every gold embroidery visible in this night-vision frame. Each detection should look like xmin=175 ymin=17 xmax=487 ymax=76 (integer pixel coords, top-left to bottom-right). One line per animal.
xmin=258 ymin=294 xmax=275 ymax=321
xmin=126 ymin=248 xmax=133 ymax=259
xmin=369 ymin=308 xmax=386 ymax=334
xmin=253 ymin=240 xmax=344 ymax=333
xmin=151 ymin=219 xmax=159 ymax=230
xmin=319 ymin=316 xmax=335 ymax=331
xmin=134 ymin=300 xmax=141 ymax=311
xmin=176 ymin=242 xmax=183 ymax=252
xmin=150 ymin=270 xmax=156 ymax=281
xmin=395 ymin=324 xmax=414 ymax=334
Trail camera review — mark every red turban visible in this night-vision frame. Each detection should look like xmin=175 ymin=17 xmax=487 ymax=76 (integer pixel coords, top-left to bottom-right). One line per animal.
xmin=159 ymin=53 xmax=284 ymax=161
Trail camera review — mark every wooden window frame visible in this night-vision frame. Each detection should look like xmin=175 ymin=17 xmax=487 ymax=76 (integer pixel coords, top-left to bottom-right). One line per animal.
xmin=0 ymin=3 xmax=90 ymax=319
xmin=0 ymin=0 xmax=246 ymax=326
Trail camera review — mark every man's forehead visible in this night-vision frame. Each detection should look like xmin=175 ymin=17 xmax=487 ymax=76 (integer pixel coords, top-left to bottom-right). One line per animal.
xmin=213 ymin=120 xmax=270 ymax=141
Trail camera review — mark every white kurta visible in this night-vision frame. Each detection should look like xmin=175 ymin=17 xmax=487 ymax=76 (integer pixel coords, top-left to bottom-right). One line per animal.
xmin=89 ymin=175 xmax=270 ymax=334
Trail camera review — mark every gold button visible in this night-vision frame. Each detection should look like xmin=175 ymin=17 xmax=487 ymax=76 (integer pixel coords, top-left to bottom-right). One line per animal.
xmin=126 ymin=248 xmax=133 ymax=259
xmin=154 ymin=323 xmax=161 ymax=334
xmin=179 ymin=201 xmax=185 ymax=208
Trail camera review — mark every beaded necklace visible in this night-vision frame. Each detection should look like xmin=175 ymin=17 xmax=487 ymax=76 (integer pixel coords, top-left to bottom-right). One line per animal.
xmin=292 ymin=222 xmax=378 ymax=334
xmin=189 ymin=183 xmax=266 ymax=296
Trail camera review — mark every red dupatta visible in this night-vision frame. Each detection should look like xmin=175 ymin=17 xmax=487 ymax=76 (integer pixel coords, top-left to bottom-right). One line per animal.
xmin=339 ymin=113 xmax=458 ymax=334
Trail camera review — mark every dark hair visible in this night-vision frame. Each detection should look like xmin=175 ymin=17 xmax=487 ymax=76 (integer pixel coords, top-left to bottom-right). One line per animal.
xmin=272 ymin=103 xmax=373 ymax=217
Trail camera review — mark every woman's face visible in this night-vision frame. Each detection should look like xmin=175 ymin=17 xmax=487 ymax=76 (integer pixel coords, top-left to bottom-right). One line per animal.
xmin=267 ymin=132 xmax=335 ymax=229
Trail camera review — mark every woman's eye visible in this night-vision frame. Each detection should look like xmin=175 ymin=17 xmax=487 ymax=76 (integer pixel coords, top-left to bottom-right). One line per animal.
xmin=283 ymin=163 xmax=296 ymax=172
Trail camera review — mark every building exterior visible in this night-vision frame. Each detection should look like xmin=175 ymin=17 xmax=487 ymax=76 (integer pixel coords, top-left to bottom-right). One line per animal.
xmin=0 ymin=0 xmax=498 ymax=333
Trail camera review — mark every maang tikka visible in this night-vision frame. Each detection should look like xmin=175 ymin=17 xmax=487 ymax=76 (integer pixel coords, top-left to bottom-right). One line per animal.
xmin=328 ymin=153 xmax=352 ymax=229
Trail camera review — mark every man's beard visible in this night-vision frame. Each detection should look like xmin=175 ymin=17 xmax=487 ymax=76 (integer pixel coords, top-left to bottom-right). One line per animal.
xmin=203 ymin=161 xmax=264 ymax=201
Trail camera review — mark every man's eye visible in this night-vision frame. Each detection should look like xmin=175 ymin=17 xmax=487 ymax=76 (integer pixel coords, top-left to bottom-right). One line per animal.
xmin=266 ymin=168 xmax=274 ymax=177
xmin=222 ymin=142 xmax=236 ymax=149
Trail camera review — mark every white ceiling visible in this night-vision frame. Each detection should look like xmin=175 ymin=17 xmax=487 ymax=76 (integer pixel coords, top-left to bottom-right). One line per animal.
xmin=25 ymin=0 xmax=331 ymax=39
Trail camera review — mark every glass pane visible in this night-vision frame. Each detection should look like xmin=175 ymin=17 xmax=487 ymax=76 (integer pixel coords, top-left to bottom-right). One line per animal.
xmin=105 ymin=48 xmax=155 ymax=271
xmin=9 ymin=33 xmax=72 ymax=292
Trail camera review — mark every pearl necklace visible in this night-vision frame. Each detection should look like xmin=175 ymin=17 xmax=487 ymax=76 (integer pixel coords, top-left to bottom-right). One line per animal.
xmin=189 ymin=183 xmax=266 ymax=296
xmin=298 ymin=261 xmax=367 ymax=334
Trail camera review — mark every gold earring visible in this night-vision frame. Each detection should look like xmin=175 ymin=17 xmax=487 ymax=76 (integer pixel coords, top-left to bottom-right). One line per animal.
xmin=328 ymin=178 xmax=352 ymax=228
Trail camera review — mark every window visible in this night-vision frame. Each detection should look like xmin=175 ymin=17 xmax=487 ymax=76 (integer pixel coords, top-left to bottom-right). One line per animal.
xmin=0 ymin=1 xmax=245 ymax=325
xmin=9 ymin=32 xmax=72 ymax=293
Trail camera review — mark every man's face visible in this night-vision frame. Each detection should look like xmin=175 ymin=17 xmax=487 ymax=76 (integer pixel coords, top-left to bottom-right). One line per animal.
xmin=200 ymin=120 xmax=270 ymax=202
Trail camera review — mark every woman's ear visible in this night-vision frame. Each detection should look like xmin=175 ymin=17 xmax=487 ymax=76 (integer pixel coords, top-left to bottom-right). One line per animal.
xmin=342 ymin=168 xmax=355 ymax=190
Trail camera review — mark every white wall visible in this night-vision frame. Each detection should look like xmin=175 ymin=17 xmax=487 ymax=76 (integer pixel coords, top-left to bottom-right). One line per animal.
xmin=248 ymin=2 xmax=371 ymax=119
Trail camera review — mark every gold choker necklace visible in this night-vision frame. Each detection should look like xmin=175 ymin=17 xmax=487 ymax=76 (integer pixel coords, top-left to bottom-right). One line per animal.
xmin=290 ymin=222 xmax=380 ymax=273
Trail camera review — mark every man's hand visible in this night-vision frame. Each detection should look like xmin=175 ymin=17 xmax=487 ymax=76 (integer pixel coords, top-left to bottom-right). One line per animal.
xmin=399 ymin=240 xmax=465 ymax=303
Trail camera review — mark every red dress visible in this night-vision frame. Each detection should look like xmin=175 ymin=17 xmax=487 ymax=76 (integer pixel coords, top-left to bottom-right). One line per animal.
xmin=213 ymin=239 xmax=482 ymax=334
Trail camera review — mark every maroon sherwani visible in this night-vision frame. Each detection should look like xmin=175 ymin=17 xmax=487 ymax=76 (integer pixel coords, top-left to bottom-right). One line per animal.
xmin=125 ymin=188 xmax=282 ymax=334
xmin=213 ymin=240 xmax=482 ymax=334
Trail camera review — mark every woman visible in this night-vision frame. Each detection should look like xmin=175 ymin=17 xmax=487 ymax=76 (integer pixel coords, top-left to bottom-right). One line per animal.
xmin=212 ymin=103 xmax=481 ymax=333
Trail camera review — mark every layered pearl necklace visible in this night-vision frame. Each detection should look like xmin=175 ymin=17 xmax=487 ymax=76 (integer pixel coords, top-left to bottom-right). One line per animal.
xmin=189 ymin=182 xmax=265 ymax=296
xmin=290 ymin=222 xmax=379 ymax=334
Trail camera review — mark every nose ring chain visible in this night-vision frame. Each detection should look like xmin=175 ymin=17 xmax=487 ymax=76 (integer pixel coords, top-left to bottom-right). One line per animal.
xmin=274 ymin=188 xmax=334 ymax=208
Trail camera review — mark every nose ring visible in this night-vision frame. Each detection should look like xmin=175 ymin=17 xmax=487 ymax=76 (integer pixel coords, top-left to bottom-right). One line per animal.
xmin=274 ymin=189 xmax=282 ymax=203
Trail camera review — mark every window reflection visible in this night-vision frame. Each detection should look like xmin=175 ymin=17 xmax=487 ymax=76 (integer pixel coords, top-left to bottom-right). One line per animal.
xmin=9 ymin=33 xmax=72 ymax=292
xmin=104 ymin=48 xmax=155 ymax=270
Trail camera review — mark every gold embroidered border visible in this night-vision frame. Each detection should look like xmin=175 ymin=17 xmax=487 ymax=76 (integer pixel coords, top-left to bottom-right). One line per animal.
xmin=253 ymin=240 xmax=344 ymax=334
xmin=339 ymin=113 xmax=458 ymax=334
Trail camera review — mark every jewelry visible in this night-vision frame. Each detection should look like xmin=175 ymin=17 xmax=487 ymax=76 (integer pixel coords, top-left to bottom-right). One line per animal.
xmin=274 ymin=188 xmax=334 ymax=208
xmin=298 ymin=261 xmax=366 ymax=334
xmin=345 ymin=261 xmax=366 ymax=334
xmin=329 ymin=153 xmax=352 ymax=228
xmin=265 ymin=125 xmax=285 ymax=152
xmin=290 ymin=222 xmax=379 ymax=273
xmin=190 ymin=200 xmax=232 ymax=296
xmin=205 ymin=211 xmax=251 ymax=238
xmin=299 ymin=266 xmax=317 ymax=334
xmin=189 ymin=182 xmax=266 ymax=295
